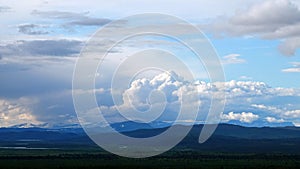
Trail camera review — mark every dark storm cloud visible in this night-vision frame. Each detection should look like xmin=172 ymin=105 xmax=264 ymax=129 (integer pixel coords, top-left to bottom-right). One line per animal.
xmin=0 ymin=40 xmax=79 ymax=98
xmin=0 ymin=40 xmax=80 ymax=99
xmin=0 ymin=64 xmax=30 ymax=73
xmin=31 ymin=90 xmax=77 ymax=125
xmin=31 ymin=10 xmax=111 ymax=26
xmin=0 ymin=61 xmax=74 ymax=98
xmin=18 ymin=24 xmax=49 ymax=35
xmin=0 ymin=39 xmax=83 ymax=57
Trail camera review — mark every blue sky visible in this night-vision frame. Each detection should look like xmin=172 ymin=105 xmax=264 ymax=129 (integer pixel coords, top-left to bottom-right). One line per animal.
xmin=0 ymin=0 xmax=300 ymax=128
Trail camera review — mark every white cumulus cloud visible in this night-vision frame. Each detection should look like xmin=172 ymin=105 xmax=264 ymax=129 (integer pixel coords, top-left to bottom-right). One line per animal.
xmin=283 ymin=110 xmax=300 ymax=118
xmin=222 ymin=112 xmax=259 ymax=123
xmin=265 ymin=117 xmax=285 ymax=123
xmin=93 ymin=71 xmax=300 ymax=125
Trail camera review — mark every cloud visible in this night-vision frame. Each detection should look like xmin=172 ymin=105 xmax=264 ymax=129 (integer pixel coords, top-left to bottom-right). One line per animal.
xmin=0 ymin=54 xmax=75 ymax=99
xmin=0 ymin=6 xmax=11 ymax=13
xmin=102 ymin=71 xmax=193 ymax=123
xmin=0 ymin=98 xmax=41 ymax=127
xmin=31 ymin=10 xmax=111 ymax=26
xmin=282 ymin=62 xmax=300 ymax=72
xmin=251 ymin=104 xmax=282 ymax=114
xmin=231 ymin=0 xmax=300 ymax=26
xmin=222 ymin=112 xmax=259 ymax=123
xmin=18 ymin=24 xmax=49 ymax=35
xmin=222 ymin=54 xmax=246 ymax=65
xmin=122 ymin=71 xmax=184 ymax=106
xmin=278 ymin=37 xmax=300 ymax=56
xmin=251 ymin=103 xmax=300 ymax=123
xmin=292 ymin=122 xmax=300 ymax=127
xmin=239 ymin=76 xmax=252 ymax=80
xmin=0 ymin=70 xmax=299 ymax=127
xmin=0 ymin=39 xmax=82 ymax=57
xmin=283 ymin=110 xmax=300 ymax=118
xmin=68 ymin=18 xmax=112 ymax=26
xmin=203 ymin=0 xmax=300 ymax=56
xmin=265 ymin=117 xmax=285 ymax=123
xmin=30 ymin=90 xmax=78 ymax=125
xmin=31 ymin=10 xmax=89 ymax=20
xmin=91 ymin=71 xmax=300 ymax=125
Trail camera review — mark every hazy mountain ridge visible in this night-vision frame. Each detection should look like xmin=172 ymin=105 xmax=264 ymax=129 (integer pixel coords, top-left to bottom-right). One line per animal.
xmin=0 ymin=123 xmax=300 ymax=153
xmin=1 ymin=123 xmax=299 ymax=141
xmin=3 ymin=122 xmax=299 ymax=139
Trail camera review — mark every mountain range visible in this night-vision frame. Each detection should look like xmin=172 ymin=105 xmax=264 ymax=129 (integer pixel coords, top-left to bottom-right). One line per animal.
xmin=0 ymin=122 xmax=300 ymax=153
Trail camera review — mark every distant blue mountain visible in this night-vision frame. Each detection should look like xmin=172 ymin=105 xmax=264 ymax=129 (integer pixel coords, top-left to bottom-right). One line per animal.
xmin=0 ymin=123 xmax=300 ymax=153
xmin=225 ymin=120 xmax=294 ymax=128
xmin=1 ymin=123 xmax=300 ymax=141
xmin=110 ymin=121 xmax=170 ymax=132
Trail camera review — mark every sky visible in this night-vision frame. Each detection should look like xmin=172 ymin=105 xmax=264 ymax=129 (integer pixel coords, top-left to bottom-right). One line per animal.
xmin=0 ymin=0 xmax=300 ymax=128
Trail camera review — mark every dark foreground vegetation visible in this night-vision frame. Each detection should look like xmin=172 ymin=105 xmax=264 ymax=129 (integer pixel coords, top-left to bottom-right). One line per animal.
xmin=0 ymin=124 xmax=300 ymax=168
xmin=0 ymin=148 xmax=299 ymax=169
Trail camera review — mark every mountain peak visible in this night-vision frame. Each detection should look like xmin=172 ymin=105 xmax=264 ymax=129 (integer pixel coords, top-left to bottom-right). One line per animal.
xmin=9 ymin=123 xmax=49 ymax=128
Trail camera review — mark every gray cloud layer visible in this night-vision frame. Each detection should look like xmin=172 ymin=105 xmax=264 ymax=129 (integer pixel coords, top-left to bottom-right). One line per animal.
xmin=202 ymin=0 xmax=300 ymax=56
xmin=18 ymin=24 xmax=49 ymax=35
xmin=0 ymin=6 xmax=11 ymax=13
xmin=0 ymin=39 xmax=82 ymax=57
xmin=31 ymin=10 xmax=111 ymax=26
